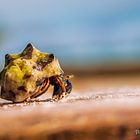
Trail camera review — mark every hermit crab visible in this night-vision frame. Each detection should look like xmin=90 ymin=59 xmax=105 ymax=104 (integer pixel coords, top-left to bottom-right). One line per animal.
xmin=0 ymin=43 xmax=72 ymax=102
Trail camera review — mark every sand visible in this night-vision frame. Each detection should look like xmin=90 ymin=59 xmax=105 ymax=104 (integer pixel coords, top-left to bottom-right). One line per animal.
xmin=0 ymin=75 xmax=140 ymax=140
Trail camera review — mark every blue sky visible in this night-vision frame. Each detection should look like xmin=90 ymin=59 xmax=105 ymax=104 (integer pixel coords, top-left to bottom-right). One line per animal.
xmin=0 ymin=0 xmax=140 ymax=68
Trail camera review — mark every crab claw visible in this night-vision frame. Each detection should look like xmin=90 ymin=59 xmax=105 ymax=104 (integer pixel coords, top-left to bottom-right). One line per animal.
xmin=50 ymin=75 xmax=72 ymax=101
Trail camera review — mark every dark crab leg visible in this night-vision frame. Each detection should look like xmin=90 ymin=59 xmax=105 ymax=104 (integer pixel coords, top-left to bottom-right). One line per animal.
xmin=65 ymin=79 xmax=72 ymax=95
xmin=50 ymin=76 xmax=72 ymax=101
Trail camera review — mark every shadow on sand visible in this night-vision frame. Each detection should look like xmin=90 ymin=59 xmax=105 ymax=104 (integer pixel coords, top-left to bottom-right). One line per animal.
xmin=0 ymin=98 xmax=53 ymax=107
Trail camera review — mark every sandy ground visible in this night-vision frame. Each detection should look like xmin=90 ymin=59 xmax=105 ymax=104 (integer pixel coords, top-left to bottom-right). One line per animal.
xmin=0 ymin=75 xmax=140 ymax=140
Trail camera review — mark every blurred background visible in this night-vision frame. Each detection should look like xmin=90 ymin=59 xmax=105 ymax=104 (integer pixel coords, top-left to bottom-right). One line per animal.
xmin=0 ymin=0 xmax=140 ymax=75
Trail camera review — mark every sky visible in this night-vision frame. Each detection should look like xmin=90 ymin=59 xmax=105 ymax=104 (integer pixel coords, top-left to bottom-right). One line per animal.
xmin=0 ymin=0 xmax=140 ymax=68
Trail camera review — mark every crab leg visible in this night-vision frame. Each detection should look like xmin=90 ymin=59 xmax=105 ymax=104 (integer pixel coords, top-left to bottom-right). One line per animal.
xmin=65 ymin=79 xmax=72 ymax=95
xmin=50 ymin=76 xmax=72 ymax=101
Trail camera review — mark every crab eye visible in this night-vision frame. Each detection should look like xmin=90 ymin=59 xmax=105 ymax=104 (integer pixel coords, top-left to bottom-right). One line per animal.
xmin=5 ymin=54 xmax=13 ymax=66
xmin=21 ymin=43 xmax=33 ymax=59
